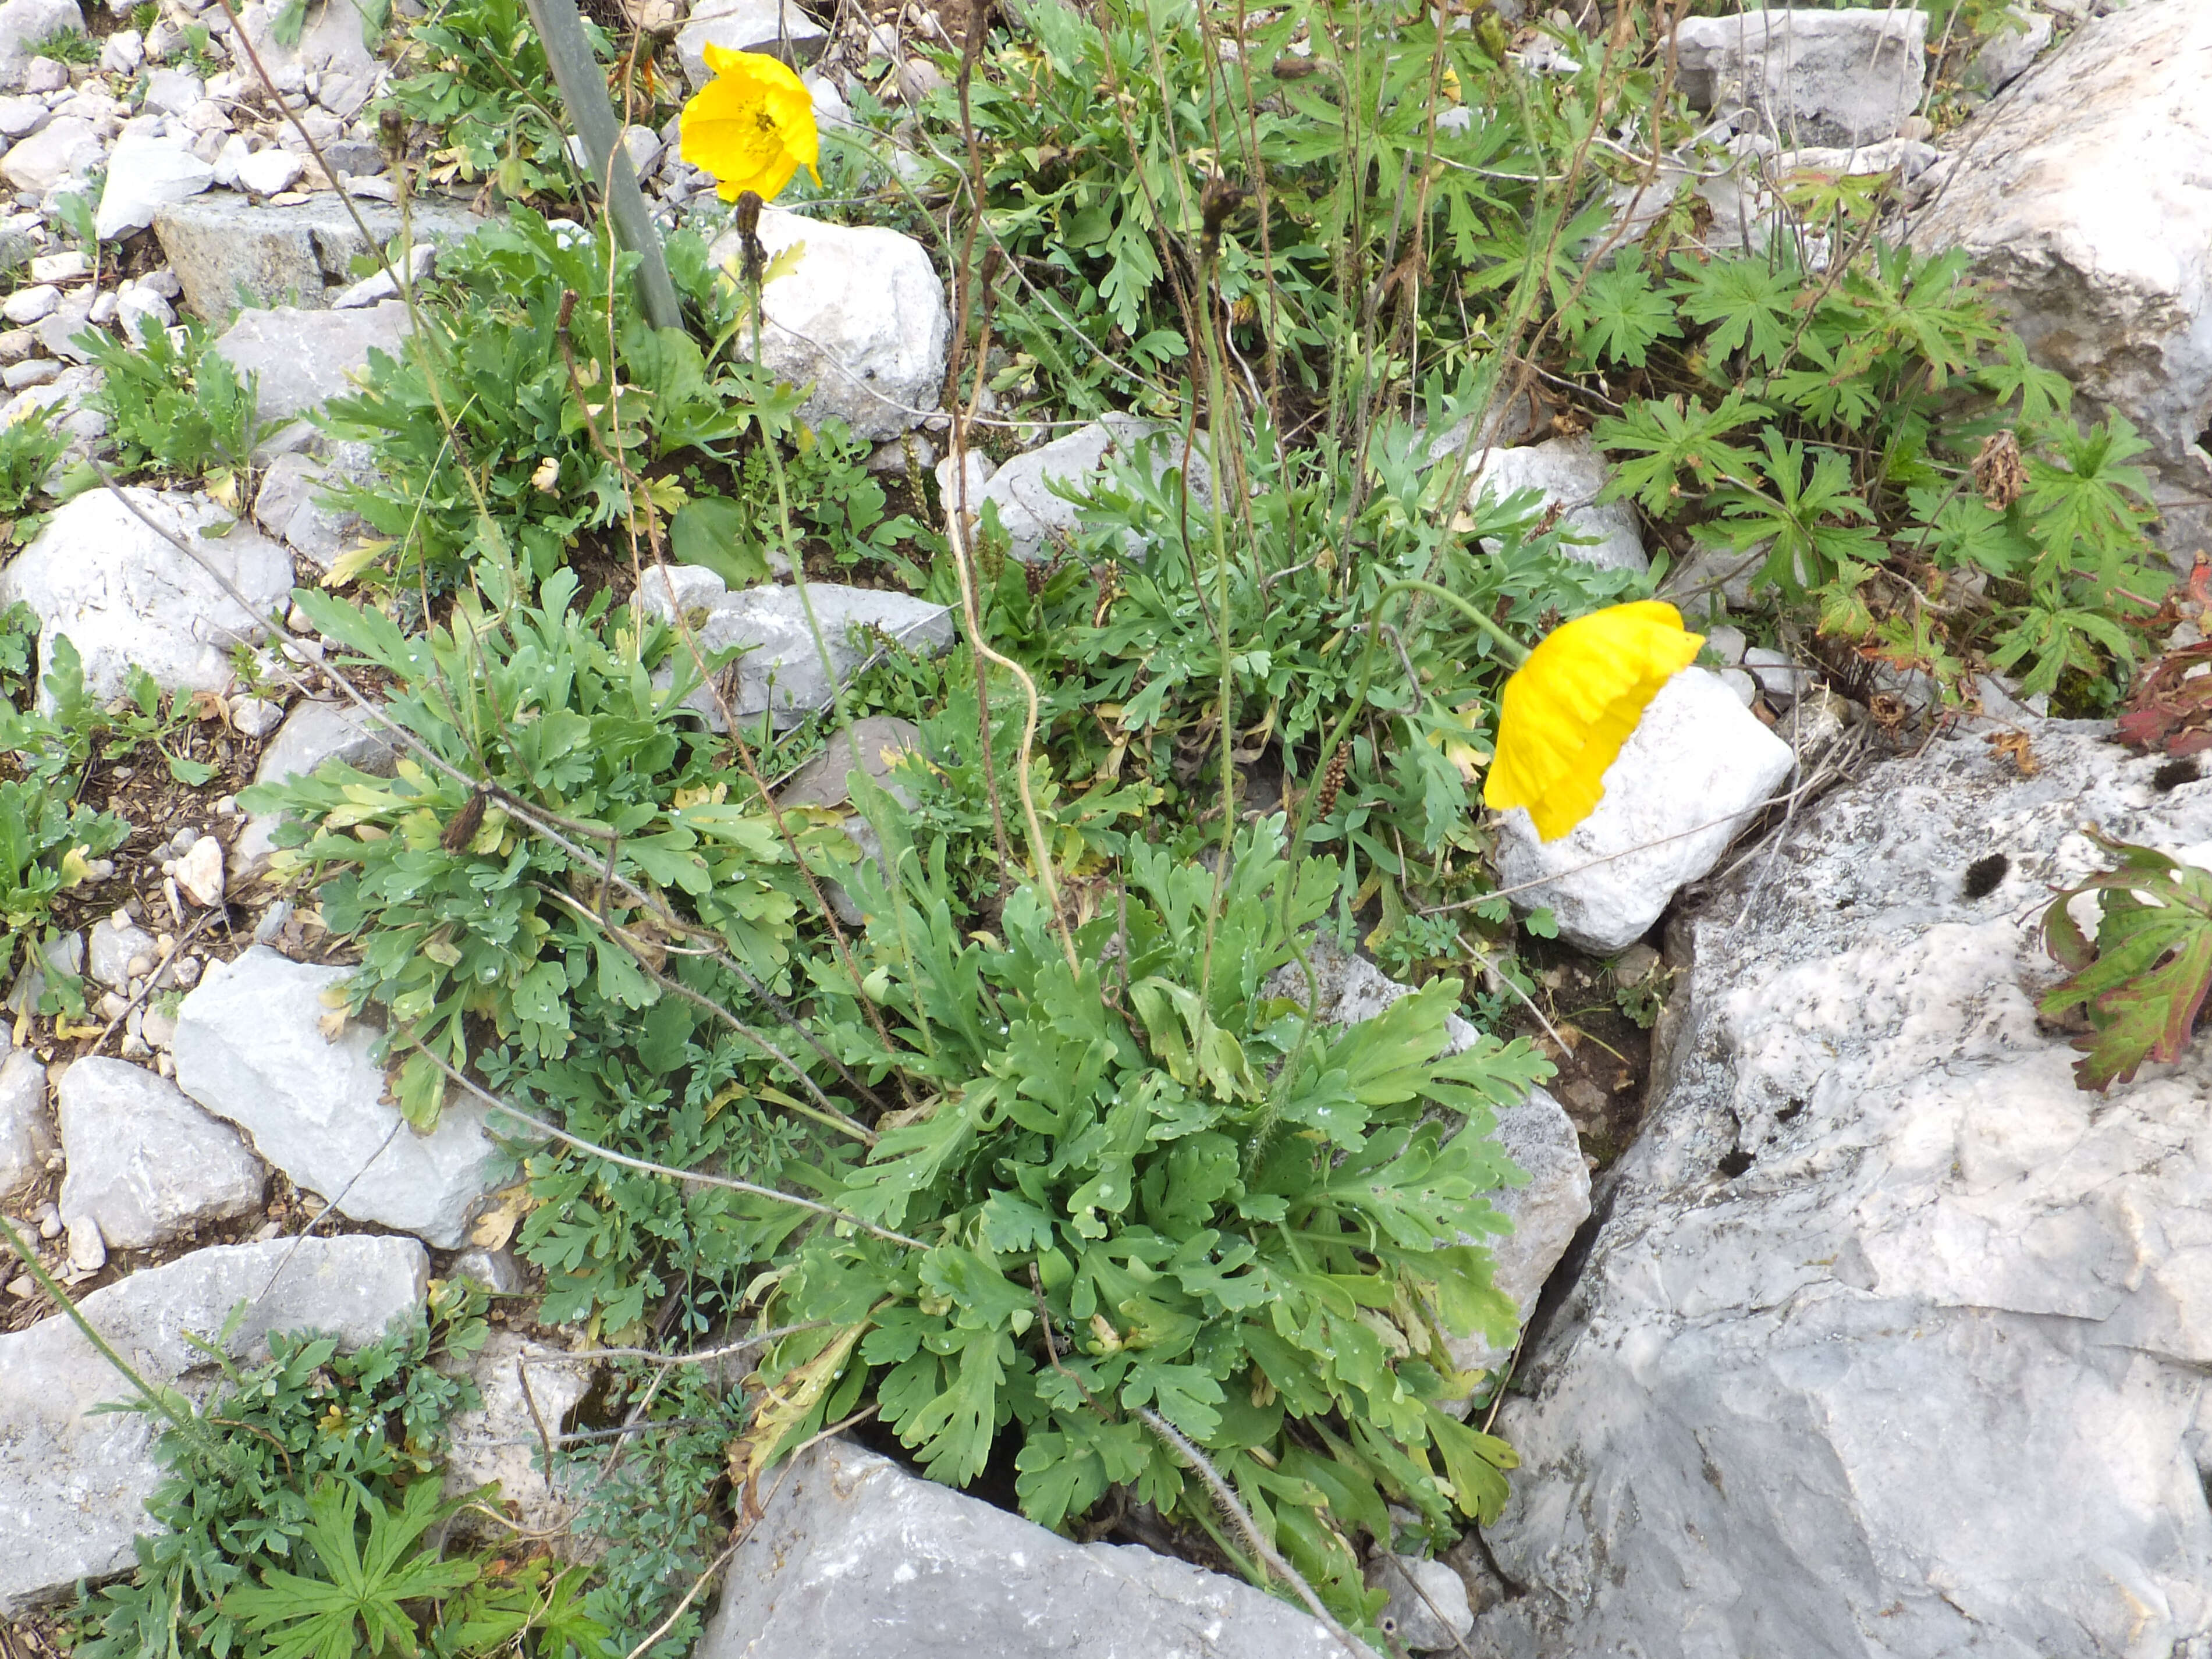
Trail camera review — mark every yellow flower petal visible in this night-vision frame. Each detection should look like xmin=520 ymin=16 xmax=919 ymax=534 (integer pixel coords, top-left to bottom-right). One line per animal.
xmin=680 ymin=46 xmax=822 ymax=202
xmin=1482 ymin=599 xmax=1703 ymax=841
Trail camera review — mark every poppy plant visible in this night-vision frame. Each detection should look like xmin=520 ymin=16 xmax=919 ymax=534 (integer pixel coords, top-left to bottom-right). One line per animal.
xmin=679 ymin=43 xmax=821 ymax=203
xmin=1481 ymin=599 xmax=1704 ymax=840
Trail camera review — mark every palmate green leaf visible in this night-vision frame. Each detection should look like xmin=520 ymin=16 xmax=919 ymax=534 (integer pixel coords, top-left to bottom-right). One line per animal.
xmin=1668 ymin=253 xmax=1800 ymax=368
xmin=1590 ymin=392 xmax=1770 ymax=517
xmin=222 ymin=1478 xmax=475 ymax=1659
xmin=2038 ymin=832 xmax=2212 ymax=1090
xmin=1564 ymin=252 xmax=1680 ymax=370
xmin=1704 ymin=431 xmax=1883 ymax=596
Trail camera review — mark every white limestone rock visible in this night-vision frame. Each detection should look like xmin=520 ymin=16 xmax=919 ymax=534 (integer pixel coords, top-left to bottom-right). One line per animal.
xmin=211 ymin=300 xmax=409 ymax=427
xmin=1 ymin=114 xmax=101 ymax=196
xmin=1672 ymin=7 xmax=1928 ymax=147
xmin=973 ymin=415 xmax=1211 ymax=563
xmin=633 ymin=566 xmax=954 ymax=731
xmin=1492 ymin=666 xmax=1796 ymax=953
xmin=708 ymin=206 xmax=949 ymax=442
xmin=0 ymin=486 xmax=292 ymax=708
xmin=697 ymin=1438 xmax=1356 ymax=1659
xmin=1478 ymin=723 xmax=2212 ymax=1659
xmin=0 ymin=0 xmax=84 ymax=86
xmin=171 ymin=947 xmax=506 ymax=1249
xmin=676 ymin=0 xmax=826 ymax=89
xmin=1270 ymin=936 xmax=1592 ymax=1391
xmin=1972 ymin=4 xmax=2054 ymax=91
xmin=0 ymin=1039 xmax=51 ymax=1199
xmin=1460 ymin=435 xmax=1647 ymax=571
xmin=1911 ymin=0 xmax=2212 ymax=566
xmin=230 ymin=695 xmax=400 ymax=884
xmin=56 ymin=1056 xmax=265 ymax=1251
xmin=0 ymin=1235 xmax=428 ymax=1613
xmin=440 ymin=1332 xmax=594 ymax=1539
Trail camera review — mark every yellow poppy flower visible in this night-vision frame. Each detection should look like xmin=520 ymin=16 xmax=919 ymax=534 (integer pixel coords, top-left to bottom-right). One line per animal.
xmin=1482 ymin=600 xmax=1703 ymax=841
xmin=679 ymin=44 xmax=822 ymax=203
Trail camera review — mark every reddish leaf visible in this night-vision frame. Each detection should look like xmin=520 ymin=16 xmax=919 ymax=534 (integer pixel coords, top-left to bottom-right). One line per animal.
xmin=2039 ymin=832 xmax=2212 ymax=1090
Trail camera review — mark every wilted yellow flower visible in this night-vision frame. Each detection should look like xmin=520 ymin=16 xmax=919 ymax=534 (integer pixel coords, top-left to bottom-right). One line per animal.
xmin=1482 ymin=600 xmax=1703 ymax=841
xmin=679 ymin=43 xmax=821 ymax=203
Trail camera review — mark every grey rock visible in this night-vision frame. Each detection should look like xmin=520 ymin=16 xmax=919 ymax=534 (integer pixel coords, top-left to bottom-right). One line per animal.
xmin=0 ymin=1234 xmax=427 ymax=1612
xmin=676 ymin=0 xmax=826 ymax=88
xmin=330 ymin=238 xmax=434 ymax=308
xmin=31 ymin=290 xmax=88 ymax=361
xmin=776 ymin=714 xmax=925 ymax=923
xmin=448 ymin=1245 xmax=524 ymax=1294
xmin=152 ymin=193 xmax=483 ymax=323
xmin=251 ymin=448 xmax=366 ymax=566
xmin=141 ymin=67 xmax=204 ymax=118
xmin=1 ymin=281 xmax=54 ymax=322
xmin=440 ymin=1332 xmax=592 ymax=1538
xmin=4 ymin=929 xmax=80 ymax=1021
xmin=633 ymin=566 xmax=954 ymax=731
xmin=172 ymin=947 xmax=505 ymax=1248
xmin=1272 ymin=936 xmax=1590 ymax=1392
xmin=1478 ymin=723 xmax=2212 ymax=1659
xmin=1371 ymin=1555 xmax=1474 ymax=1653
xmin=1911 ymin=0 xmax=2212 ymax=567
xmin=234 ymin=144 xmax=306 ymax=197
xmin=232 ymin=0 xmax=378 ymax=100
xmin=1673 ymin=7 xmax=1928 ymax=147
xmin=0 ymin=1040 xmax=51 ymax=1200
xmin=974 ymin=415 xmax=1210 ymax=564
xmin=1460 ymin=435 xmax=1646 ymax=571
xmin=66 ymin=1210 xmax=103 ymax=1271
xmin=698 ymin=1438 xmax=1355 ymax=1659
xmin=708 ymin=205 xmax=948 ymax=442
xmin=87 ymin=914 xmax=157 ymax=990
xmin=56 ymin=1056 xmax=265 ymax=1251
xmin=1492 ymin=667 xmax=1796 ymax=953
xmin=0 ymin=485 xmax=293 ymax=708
xmin=230 ymin=695 xmax=400 ymax=884
xmin=0 ymin=0 xmax=83 ymax=83
xmin=210 ymin=300 xmax=408 ymax=424
xmin=1 ymin=115 xmax=100 ymax=196
xmin=98 ymin=27 xmax=140 ymax=74
xmin=1972 ymin=4 xmax=2053 ymax=91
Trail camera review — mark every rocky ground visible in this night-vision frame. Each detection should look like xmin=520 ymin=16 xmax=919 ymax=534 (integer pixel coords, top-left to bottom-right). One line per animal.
xmin=2 ymin=0 xmax=2210 ymax=1654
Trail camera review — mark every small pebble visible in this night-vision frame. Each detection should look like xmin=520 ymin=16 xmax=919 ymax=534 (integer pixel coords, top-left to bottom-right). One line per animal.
xmin=35 ymin=1200 xmax=61 ymax=1241
xmin=66 ymin=1214 xmax=105 ymax=1273
xmin=155 ymin=1050 xmax=176 ymax=1078
xmin=119 ymin=1032 xmax=151 ymax=1059
xmin=214 ymin=794 xmax=238 ymax=818
xmin=125 ymin=952 xmax=152 ymax=979
xmin=172 ymin=955 xmax=201 ymax=987
xmin=97 ymin=990 xmax=127 ymax=1020
xmin=87 ymin=291 xmax=116 ymax=325
xmin=154 ymin=933 xmax=175 ymax=956
xmin=5 ymin=1274 xmax=34 ymax=1300
xmin=27 ymin=248 xmax=84 ymax=282
xmin=159 ymin=858 xmax=176 ymax=877
xmin=254 ymin=900 xmax=292 ymax=944
xmin=176 ymin=834 xmax=225 ymax=907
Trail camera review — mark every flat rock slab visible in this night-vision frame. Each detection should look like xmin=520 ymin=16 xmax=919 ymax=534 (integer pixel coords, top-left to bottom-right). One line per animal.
xmin=440 ymin=1332 xmax=594 ymax=1539
xmin=1910 ymin=0 xmax=2212 ymax=566
xmin=0 ymin=1234 xmax=428 ymax=1613
xmin=1672 ymin=6 xmax=1927 ymax=148
xmin=153 ymin=194 xmax=484 ymax=324
xmin=1493 ymin=666 xmax=1795 ymax=953
xmin=709 ymin=207 xmax=948 ymax=442
xmin=58 ymin=1057 xmax=265 ymax=1252
xmin=0 ymin=486 xmax=293 ymax=708
xmin=172 ymin=947 xmax=505 ymax=1249
xmin=1478 ymin=723 xmax=2212 ymax=1658
xmin=634 ymin=567 xmax=954 ymax=731
xmin=212 ymin=301 xmax=410 ymax=425
xmin=700 ymin=1438 xmax=1355 ymax=1659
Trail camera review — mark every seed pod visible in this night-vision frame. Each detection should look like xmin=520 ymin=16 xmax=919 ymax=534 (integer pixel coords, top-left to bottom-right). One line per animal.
xmin=441 ymin=790 xmax=488 ymax=852
xmin=1314 ymin=744 xmax=1348 ymax=820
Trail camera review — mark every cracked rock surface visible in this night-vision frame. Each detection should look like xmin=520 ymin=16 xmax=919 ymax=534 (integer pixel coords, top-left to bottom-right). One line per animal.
xmin=1477 ymin=722 xmax=2212 ymax=1659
